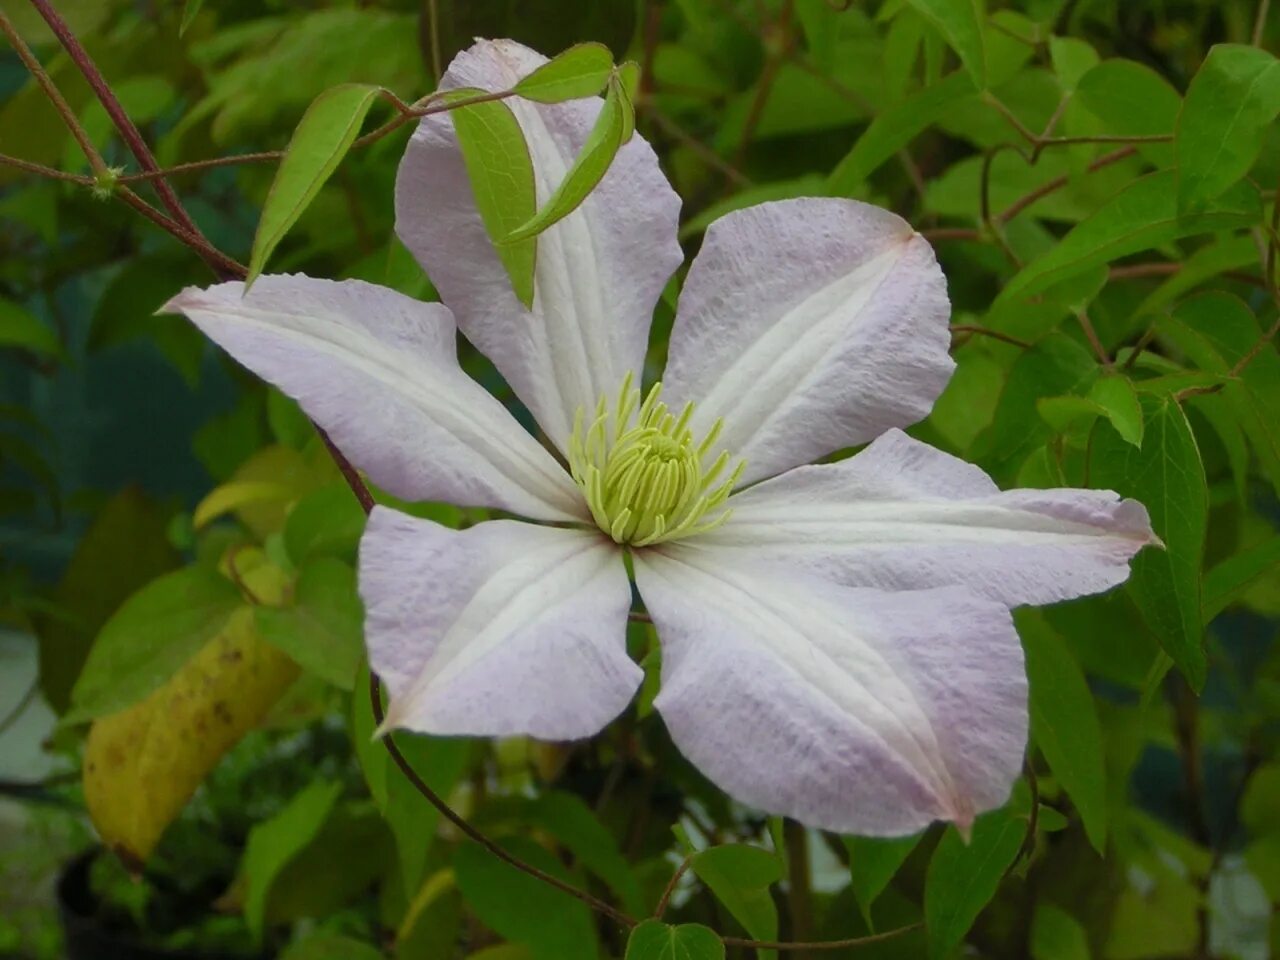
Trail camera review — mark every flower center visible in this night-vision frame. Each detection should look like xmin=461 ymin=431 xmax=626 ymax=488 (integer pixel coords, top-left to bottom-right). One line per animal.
xmin=568 ymin=373 xmax=745 ymax=546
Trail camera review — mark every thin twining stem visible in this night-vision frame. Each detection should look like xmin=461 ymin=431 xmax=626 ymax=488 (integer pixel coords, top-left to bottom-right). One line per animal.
xmin=722 ymin=923 xmax=921 ymax=952
xmin=653 ymin=854 xmax=694 ymax=919
xmin=0 ymin=152 xmax=93 ymax=184
xmin=997 ymin=146 xmax=1137 ymax=224
xmin=28 ymin=0 xmax=205 ymax=241
xmin=984 ymin=92 xmax=1173 ymax=149
xmin=116 ymin=88 xmax=519 ymax=184
xmin=367 ymin=673 xmax=638 ymax=929
xmin=0 ymin=8 xmax=108 ymax=178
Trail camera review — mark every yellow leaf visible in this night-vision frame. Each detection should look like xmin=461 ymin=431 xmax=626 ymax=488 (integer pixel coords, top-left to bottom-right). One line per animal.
xmin=83 ymin=608 xmax=299 ymax=865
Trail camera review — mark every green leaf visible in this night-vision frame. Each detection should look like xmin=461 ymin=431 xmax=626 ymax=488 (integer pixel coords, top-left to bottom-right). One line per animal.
xmin=1075 ymin=59 xmax=1181 ymax=165
xmin=1017 ymin=610 xmax=1108 ymax=853
xmin=974 ymin=333 xmax=1098 ymax=484
xmin=1000 ymin=171 xmax=1260 ymax=302
xmin=1049 ymin=36 xmax=1099 ymax=91
xmin=67 ymin=566 xmax=243 ymax=722
xmin=526 ymin=792 xmax=644 ymax=916
xmin=179 ymin=0 xmax=204 ymax=35
xmin=284 ymin=483 xmax=366 ymax=567
xmin=1090 ymin=396 xmax=1207 ymax=690
xmin=513 ymin=42 xmax=614 ymax=103
xmin=690 ymin=845 xmax=782 ymax=959
xmin=1030 ymin=903 xmax=1090 ymax=960
xmin=904 ymin=0 xmax=987 ymax=88
xmin=452 ymin=91 xmax=538 ymax=308
xmin=242 ymin=781 xmax=342 ymax=942
xmin=1089 ymin=375 xmax=1144 ymax=448
xmin=279 ymin=934 xmax=384 ymax=960
xmin=1203 ymin=536 xmax=1280 ymax=621
xmin=1161 ymin=292 xmax=1280 ymax=496
xmin=0 ymin=298 xmax=60 ymax=357
xmin=353 ymin=676 xmax=473 ymax=894
xmin=828 ymin=71 xmax=975 ymax=194
xmin=843 ymin=833 xmax=922 ymax=927
xmin=924 ymin=809 xmax=1025 ymax=960
xmin=625 ymin=920 xmax=725 ymax=960
xmin=36 ymin=488 xmax=178 ymax=713
xmin=1177 ymin=44 xmax=1280 ymax=211
xmin=454 ymin=837 xmax=597 ymax=960
xmin=501 ymin=77 xmax=629 ymax=245
xmin=256 ymin=558 xmax=363 ymax=690
xmin=247 ymin=83 xmax=381 ymax=286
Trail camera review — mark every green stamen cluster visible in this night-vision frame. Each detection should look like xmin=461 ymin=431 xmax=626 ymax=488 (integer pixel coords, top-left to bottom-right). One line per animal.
xmin=568 ymin=373 xmax=745 ymax=547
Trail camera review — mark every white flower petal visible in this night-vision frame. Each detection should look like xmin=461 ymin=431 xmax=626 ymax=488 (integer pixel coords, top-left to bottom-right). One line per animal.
xmin=395 ymin=38 xmax=683 ymax=452
xmin=361 ymin=508 xmax=639 ymax=740
xmin=663 ymin=199 xmax=953 ymax=485
xmin=694 ymin=429 xmax=1157 ymax=606
xmin=164 ymin=275 xmax=585 ymax=523
xmin=635 ymin=547 xmax=1026 ymax=835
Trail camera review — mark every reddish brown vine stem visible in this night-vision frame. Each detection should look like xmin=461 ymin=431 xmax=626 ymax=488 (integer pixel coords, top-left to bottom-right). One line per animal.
xmin=28 ymin=0 xmax=207 ymax=243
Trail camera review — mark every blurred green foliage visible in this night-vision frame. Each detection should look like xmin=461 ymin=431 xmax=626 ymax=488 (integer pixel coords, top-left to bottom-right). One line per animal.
xmin=2 ymin=0 xmax=1280 ymax=958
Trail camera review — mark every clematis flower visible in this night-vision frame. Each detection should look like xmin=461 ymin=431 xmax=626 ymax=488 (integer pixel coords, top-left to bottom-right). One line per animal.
xmin=165 ymin=39 xmax=1157 ymax=836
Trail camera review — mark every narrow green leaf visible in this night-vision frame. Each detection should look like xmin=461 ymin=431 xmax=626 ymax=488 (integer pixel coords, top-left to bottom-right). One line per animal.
xmin=829 ymin=71 xmax=976 ymax=194
xmin=0 ymin=299 xmax=60 ymax=357
xmin=513 ymin=42 xmax=614 ymax=103
xmin=904 ymin=0 xmax=987 ymax=88
xmin=843 ymin=833 xmax=922 ymax=927
xmin=179 ymin=0 xmax=204 ymax=35
xmin=451 ymin=91 xmax=538 ymax=308
xmin=1000 ymin=171 xmax=1260 ymax=302
xmin=1177 ymin=44 xmax=1280 ymax=211
xmin=924 ymin=809 xmax=1025 ymax=960
xmin=242 ymin=781 xmax=342 ymax=942
xmin=690 ymin=845 xmax=782 ymax=960
xmin=500 ymin=78 xmax=628 ymax=245
xmin=625 ymin=920 xmax=725 ymax=960
xmin=1203 ymin=536 xmax=1280 ymax=621
xmin=1017 ymin=610 xmax=1108 ymax=853
xmin=256 ymin=558 xmax=363 ymax=690
xmin=1090 ymin=396 xmax=1207 ymax=690
xmin=67 ymin=567 xmax=243 ymax=722
xmin=247 ymin=83 xmax=382 ymax=286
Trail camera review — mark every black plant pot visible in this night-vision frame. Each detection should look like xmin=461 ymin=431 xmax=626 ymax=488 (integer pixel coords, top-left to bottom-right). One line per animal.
xmin=57 ymin=849 xmax=266 ymax=960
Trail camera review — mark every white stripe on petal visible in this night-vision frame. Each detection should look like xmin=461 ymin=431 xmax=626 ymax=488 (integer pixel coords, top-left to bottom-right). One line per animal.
xmin=635 ymin=546 xmax=1026 ymax=836
xmin=164 ymin=275 xmax=585 ymax=523
xmin=361 ymin=509 xmax=638 ymax=740
xmin=396 ymin=39 xmax=683 ymax=453
xmin=691 ymin=429 xmax=1156 ymax=606
xmin=663 ymin=198 xmax=953 ymax=485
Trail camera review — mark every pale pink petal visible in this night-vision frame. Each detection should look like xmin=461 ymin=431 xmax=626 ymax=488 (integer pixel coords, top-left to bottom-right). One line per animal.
xmin=361 ymin=508 xmax=639 ymax=739
xmin=163 ymin=276 xmax=585 ymax=523
xmin=662 ymin=199 xmax=953 ymax=485
xmin=395 ymin=39 xmax=683 ymax=452
xmin=634 ymin=546 xmax=1026 ymax=836
xmin=691 ymin=429 xmax=1157 ymax=606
